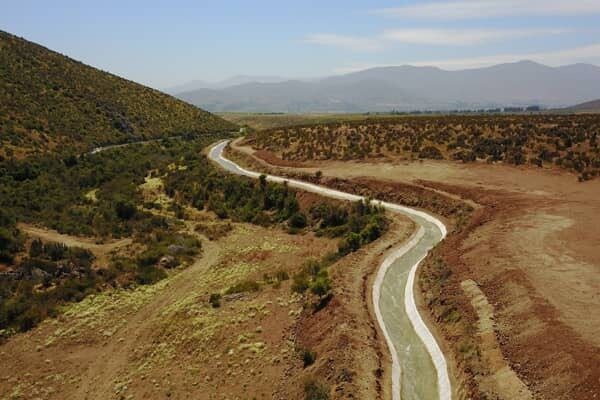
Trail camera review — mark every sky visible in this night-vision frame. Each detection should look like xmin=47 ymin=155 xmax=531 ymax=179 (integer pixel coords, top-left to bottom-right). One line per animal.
xmin=2 ymin=0 xmax=600 ymax=89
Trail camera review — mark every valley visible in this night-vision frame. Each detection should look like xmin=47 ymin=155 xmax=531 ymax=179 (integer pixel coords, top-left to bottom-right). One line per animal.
xmin=2 ymin=12 xmax=600 ymax=400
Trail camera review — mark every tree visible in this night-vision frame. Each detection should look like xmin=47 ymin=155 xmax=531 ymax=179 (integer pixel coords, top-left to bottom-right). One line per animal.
xmin=289 ymin=212 xmax=307 ymax=229
xmin=259 ymin=174 xmax=267 ymax=190
xmin=115 ymin=200 xmax=136 ymax=220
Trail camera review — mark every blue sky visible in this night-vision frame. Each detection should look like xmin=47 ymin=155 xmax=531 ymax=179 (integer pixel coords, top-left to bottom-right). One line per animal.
xmin=2 ymin=0 xmax=600 ymax=89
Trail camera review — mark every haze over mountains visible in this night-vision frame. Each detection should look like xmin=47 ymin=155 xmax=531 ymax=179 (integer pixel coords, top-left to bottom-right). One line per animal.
xmin=164 ymin=75 xmax=287 ymax=94
xmin=174 ymin=61 xmax=600 ymax=113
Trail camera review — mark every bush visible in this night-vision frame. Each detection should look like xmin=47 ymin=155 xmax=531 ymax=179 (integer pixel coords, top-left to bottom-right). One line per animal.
xmin=275 ymin=269 xmax=289 ymax=282
xmin=135 ymin=265 xmax=166 ymax=285
xmin=304 ymin=379 xmax=329 ymax=400
xmin=292 ymin=272 xmax=310 ymax=293
xmin=310 ymin=276 xmax=331 ymax=297
xmin=289 ymin=212 xmax=308 ymax=229
xmin=209 ymin=293 xmax=221 ymax=308
xmin=136 ymin=248 xmax=163 ymax=267
xmin=418 ymin=145 xmax=444 ymax=159
xmin=115 ymin=200 xmax=137 ymax=220
xmin=338 ymin=232 xmax=361 ymax=255
xmin=300 ymin=348 xmax=317 ymax=367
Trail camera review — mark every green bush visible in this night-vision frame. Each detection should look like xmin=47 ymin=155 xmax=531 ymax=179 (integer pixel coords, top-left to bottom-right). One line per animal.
xmin=292 ymin=272 xmax=310 ymax=293
xmin=115 ymin=200 xmax=137 ymax=220
xmin=338 ymin=232 xmax=361 ymax=255
xmin=135 ymin=265 xmax=166 ymax=285
xmin=289 ymin=212 xmax=308 ymax=229
xmin=310 ymin=275 xmax=331 ymax=297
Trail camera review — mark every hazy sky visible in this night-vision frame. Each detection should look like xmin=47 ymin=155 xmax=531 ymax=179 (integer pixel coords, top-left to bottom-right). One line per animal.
xmin=2 ymin=0 xmax=600 ymax=89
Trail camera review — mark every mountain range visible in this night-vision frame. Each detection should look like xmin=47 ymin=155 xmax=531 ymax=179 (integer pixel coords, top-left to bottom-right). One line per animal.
xmin=174 ymin=61 xmax=600 ymax=113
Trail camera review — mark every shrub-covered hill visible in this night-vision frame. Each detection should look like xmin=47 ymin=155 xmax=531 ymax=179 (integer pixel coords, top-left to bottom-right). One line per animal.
xmin=0 ymin=30 xmax=237 ymax=158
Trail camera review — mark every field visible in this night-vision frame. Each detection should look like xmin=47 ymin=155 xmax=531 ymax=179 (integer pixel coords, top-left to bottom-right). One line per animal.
xmin=232 ymin=114 xmax=600 ymax=400
xmin=218 ymin=112 xmax=413 ymax=131
xmin=245 ymin=114 xmax=600 ymax=181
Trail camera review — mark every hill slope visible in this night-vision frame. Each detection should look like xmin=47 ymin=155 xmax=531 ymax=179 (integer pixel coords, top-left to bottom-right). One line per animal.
xmin=0 ymin=30 xmax=236 ymax=157
xmin=176 ymin=61 xmax=600 ymax=113
xmin=566 ymin=99 xmax=600 ymax=113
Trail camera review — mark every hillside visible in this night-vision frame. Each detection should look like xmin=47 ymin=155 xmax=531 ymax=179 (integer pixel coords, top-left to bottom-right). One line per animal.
xmin=176 ymin=61 xmax=600 ymax=113
xmin=0 ymin=30 xmax=236 ymax=158
xmin=566 ymin=99 xmax=600 ymax=113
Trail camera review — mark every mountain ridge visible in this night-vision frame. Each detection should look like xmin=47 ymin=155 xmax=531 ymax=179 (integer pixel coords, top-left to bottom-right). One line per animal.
xmin=175 ymin=61 xmax=600 ymax=113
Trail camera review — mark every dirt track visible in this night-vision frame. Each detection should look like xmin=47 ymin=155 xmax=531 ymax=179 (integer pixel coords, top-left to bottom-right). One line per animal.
xmin=18 ymin=223 xmax=132 ymax=266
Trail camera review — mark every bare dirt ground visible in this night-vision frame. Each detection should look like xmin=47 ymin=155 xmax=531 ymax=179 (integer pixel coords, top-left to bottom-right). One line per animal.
xmin=232 ymin=140 xmax=600 ymax=400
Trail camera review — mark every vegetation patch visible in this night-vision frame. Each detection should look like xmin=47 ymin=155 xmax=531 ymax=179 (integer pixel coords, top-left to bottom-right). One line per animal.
xmin=246 ymin=114 xmax=600 ymax=180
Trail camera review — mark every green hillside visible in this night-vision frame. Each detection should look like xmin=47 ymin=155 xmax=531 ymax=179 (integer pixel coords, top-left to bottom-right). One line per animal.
xmin=0 ymin=30 xmax=236 ymax=158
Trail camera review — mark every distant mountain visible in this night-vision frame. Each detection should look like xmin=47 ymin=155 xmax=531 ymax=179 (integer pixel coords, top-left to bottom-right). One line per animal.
xmin=0 ymin=30 xmax=236 ymax=157
xmin=175 ymin=61 xmax=600 ymax=113
xmin=164 ymin=75 xmax=287 ymax=94
xmin=565 ymin=99 xmax=600 ymax=112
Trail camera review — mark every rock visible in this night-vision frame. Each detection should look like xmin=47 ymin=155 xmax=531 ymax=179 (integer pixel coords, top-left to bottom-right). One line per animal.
xmin=158 ymin=256 xmax=179 ymax=269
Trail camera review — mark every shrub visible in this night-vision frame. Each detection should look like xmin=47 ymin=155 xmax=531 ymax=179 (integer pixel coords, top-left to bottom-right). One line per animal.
xmin=136 ymin=248 xmax=163 ymax=267
xmin=275 ymin=269 xmax=289 ymax=282
xmin=304 ymin=379 xmax=329 ymax=400
xmin=289 ymin=212 xmax=308 ymax=229
xmin=300 ymin=348 xmax=316 ymax=367
xmin=115 ymin=200 xmax=136 ymax=220
xmin=209 ymin=293 xmax=221 ymax=308
xmin=310 ymin=276 xmax=331 ymax=297
xmin=135 ymin=265 xmax=166 ymax=285
xmin=338 ymin=232 xmax=361 ymax=255
xmin=418 ymin=146 xmax=444 ymax=160
xmin=292 ymin=272 xmax=310 ymax=293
